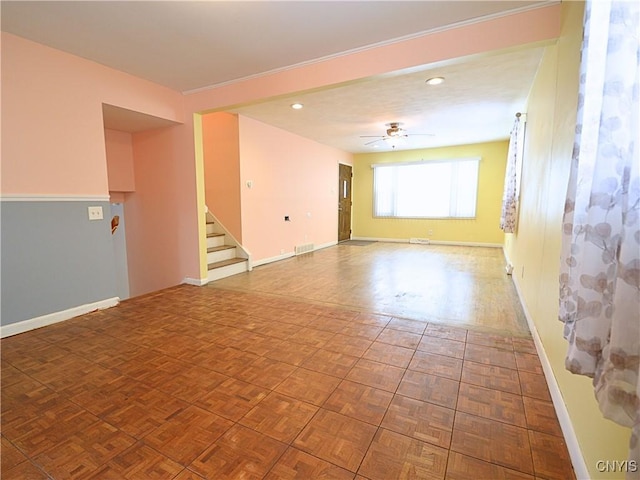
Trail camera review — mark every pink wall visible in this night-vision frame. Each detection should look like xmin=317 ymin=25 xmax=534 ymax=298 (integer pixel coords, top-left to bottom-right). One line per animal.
xmin=2 ymin=33 xmax=201 ymax=296
xmin=127 ymin=124 xmax=196 ymax=296
xmin=2 ymin=33 xmax=185 ymax=196
xmin=184 ymin=5 xmax=561 ymax=113
xmin=104 ymin=129 xmax=135 ymax=192
xmin=202 ymin=112 xmax=242 ymax=241
xmin=239 ymin=116 xmax=352 ymax=261
xmin=185 ymin=4 xmax=560 ymax=267
xmin=2 ymin=4 xmax=562 ymax=299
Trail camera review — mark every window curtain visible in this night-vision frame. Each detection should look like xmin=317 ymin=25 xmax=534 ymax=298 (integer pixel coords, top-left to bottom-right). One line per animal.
xmin=500 ymin=115 xmax=525 ymax=233
xmin=558 ymin=0 xmax=639 ymax=470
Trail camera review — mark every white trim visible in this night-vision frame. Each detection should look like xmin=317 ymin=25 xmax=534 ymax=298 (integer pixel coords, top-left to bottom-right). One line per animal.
xmin=316 ymin=240 xmax=338 ymax=251
xmin=252 ymin=241 xmax=337 ymax=267
xmin=503 ymin=249 xmax=590 ymax=480
xmin=352 ymin=236 xmax=406 ymax=244
xmin=0 ymin=297 xmax=120 ymax=338
xmin=0 ymin=194 xmax=110 ymax=202
xmin=371 ymin=156 xmax=481 ymax=169
xmin=253 ymin=252 xmax=295 ymax=267
xmin=429 ymin=240 xmax=502 ymax=248
xmin=182 ymin=277 xmax=209 ymax=286
xmin=351 ymin=237 xmax=502 ymax=248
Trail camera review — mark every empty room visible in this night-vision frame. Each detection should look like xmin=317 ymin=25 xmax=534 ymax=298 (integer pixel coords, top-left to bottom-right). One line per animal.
xmin=1 ymin=1 xmax=637 ymax=479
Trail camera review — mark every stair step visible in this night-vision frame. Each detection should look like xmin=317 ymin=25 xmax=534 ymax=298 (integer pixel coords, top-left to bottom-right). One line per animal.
xmin=207 ymin=257 xmax=248 ymax=282
xmin=206 ymin=234 xmax=225 ymax=249
xmin=207 ymin=257 xmax=246 ymax=270
xmin=203 ymin=214 xmax=246 ymax=281
xmin=205 ymin=222 xmax=218 ymax=235
xmin=207 ymin=244 xmax=236 ymax=264
xmin=207 ymin=245 xmax=235 ymax=253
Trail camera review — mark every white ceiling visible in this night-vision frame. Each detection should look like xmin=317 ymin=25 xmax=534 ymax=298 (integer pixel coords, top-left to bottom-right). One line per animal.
xmin=1 ymin=1 xmax=552 ymax=152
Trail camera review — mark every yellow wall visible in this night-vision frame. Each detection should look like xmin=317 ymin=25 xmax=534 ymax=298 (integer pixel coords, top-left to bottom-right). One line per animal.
xmin=503 ymin=2 xmax=631 ymax=478
xmin=352 ymin=141 xmax=508 ymax=245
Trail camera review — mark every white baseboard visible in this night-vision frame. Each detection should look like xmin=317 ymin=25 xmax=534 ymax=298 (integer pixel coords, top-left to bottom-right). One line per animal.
xmin=315 ymin=240 xmax=338 ymax=251
xmin=509 ymin=272 xmax=590 ymax=480
xmin=253 ymin=241 xmax=337 ymax=268
xmin=253 ymin=252 xmax=295 ymax=267
xmin=429 ymin=240 xmax=502 ymax=248
xmin=182 ymin=277 xmax=209 ymax=286
xmin=352 ymin=236 xmax=406 ymax=243
xmin=352 ymin=236 xmax=502 ymax=248
xmin=0 ymin=297 xmax=120 ymax=338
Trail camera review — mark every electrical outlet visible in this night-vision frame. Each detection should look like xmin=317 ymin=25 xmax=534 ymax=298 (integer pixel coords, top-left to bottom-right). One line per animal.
xmin=428 ymin=229 xmax=434 ymax=236
xmin=88 ymin=206 xmax=103 ymax=220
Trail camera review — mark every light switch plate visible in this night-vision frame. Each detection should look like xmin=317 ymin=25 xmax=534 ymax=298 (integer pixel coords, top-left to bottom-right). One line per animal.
xmin=88 ymin=206 xmax=103 ymax=220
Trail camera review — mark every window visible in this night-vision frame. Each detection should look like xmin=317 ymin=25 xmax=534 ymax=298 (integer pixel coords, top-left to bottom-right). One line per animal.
xmin=373 ymin=157 xmax=480 ymax=218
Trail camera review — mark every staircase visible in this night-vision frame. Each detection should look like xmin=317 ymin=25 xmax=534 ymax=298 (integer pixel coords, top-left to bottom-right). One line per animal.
xmin=206 ymin=219 xmax=249 ymax=282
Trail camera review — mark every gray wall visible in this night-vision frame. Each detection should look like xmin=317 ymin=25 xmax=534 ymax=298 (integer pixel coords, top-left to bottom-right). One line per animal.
xmin=1 ymin=200 xmax=118 ymax=326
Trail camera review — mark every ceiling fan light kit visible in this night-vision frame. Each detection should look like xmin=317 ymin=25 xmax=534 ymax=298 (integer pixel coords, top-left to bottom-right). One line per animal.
xmin=386 ymin=122 xmax=404 ymax=137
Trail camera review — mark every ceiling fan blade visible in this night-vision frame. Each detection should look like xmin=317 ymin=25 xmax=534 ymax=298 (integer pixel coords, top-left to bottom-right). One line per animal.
xmin=361 ymin=122 xmax=435 ymax=146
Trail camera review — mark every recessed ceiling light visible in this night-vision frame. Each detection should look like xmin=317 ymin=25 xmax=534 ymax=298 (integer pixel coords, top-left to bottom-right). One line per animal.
xmin=290 ymin=103 xmax=304 ymax=110
xmin=425 ymin=77 xmax=445 ymax=85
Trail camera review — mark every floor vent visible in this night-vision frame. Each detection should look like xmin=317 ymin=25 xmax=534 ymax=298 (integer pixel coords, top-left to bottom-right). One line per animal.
xmin=295 ymin=243 xmax=314 ymax=255
xmin=409 ymin=238 xmax=431 ymax=245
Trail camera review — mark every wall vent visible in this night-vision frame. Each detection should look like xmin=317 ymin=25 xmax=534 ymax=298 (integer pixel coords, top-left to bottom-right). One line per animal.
xmin=295 ymin=243 xmax=314 ymax=255
xmin=409 ymin=238 xmax=431 ymax=245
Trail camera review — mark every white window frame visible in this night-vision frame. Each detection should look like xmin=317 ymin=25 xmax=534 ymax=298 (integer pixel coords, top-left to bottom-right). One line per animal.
xmin=371 ymin=157 xmax=481 ymax=219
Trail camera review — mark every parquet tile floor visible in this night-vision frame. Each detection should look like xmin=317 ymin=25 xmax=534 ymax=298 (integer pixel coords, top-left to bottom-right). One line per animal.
xmin=1 ymin=245 xmax=575 ymax=479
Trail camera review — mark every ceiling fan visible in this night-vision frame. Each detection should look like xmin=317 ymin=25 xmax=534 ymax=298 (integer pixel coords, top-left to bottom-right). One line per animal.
xmin=361 ymin=122 xmax=433 ymax=147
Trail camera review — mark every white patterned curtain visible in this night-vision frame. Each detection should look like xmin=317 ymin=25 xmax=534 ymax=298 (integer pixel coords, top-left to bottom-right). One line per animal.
xmin=500 ymin=114 xmax=525 ymax=233
xmin=559 ymin=0 xmax=639 ymax=470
